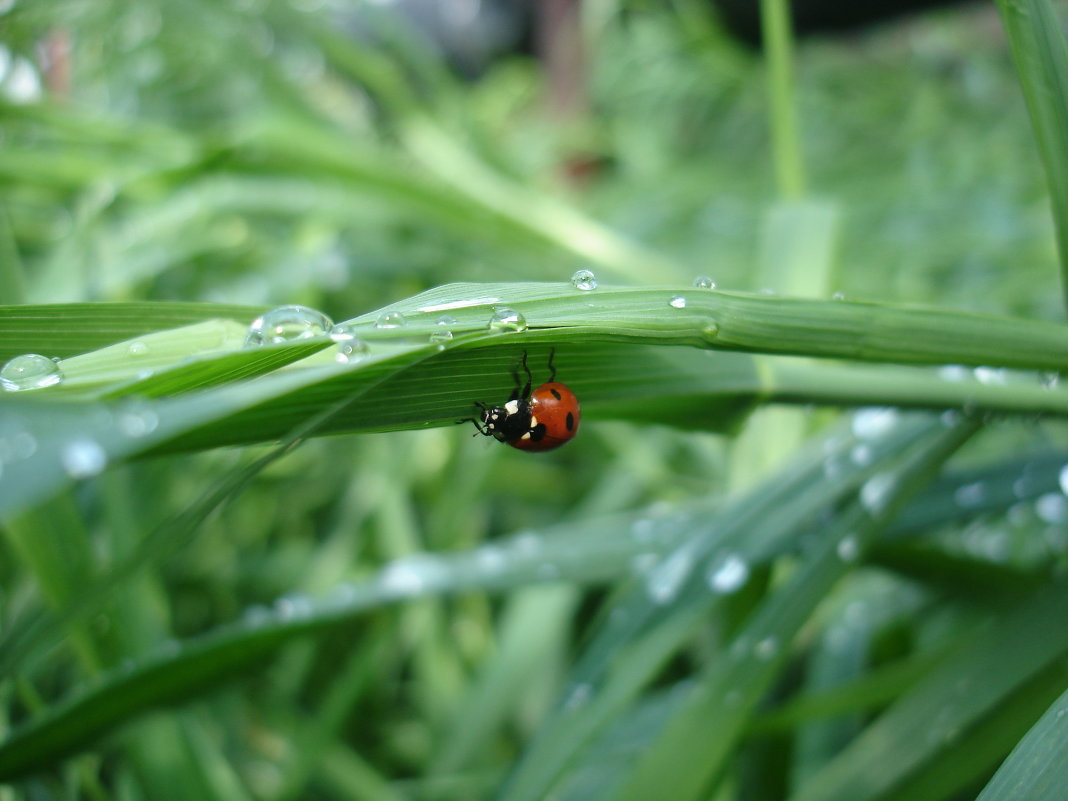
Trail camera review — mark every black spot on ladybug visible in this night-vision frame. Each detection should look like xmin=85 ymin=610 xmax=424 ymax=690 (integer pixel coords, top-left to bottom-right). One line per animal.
xmin=550 ymin=388 xmax=562 ymax=400
xmin=566 ymin=412 xmax=575 ymax=431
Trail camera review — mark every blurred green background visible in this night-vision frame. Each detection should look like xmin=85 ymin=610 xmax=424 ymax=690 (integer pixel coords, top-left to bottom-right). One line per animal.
xmin=3 ymin=1 xmax=1068 ymax=800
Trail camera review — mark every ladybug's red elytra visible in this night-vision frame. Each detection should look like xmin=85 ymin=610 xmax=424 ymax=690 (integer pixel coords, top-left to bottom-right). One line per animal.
xmin=468 ymin=350 xmax=580 ymax=452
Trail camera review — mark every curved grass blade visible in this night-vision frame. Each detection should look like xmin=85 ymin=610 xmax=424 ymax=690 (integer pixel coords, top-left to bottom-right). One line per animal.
xmin=975 ymin=685 xmax=1068 ymax=801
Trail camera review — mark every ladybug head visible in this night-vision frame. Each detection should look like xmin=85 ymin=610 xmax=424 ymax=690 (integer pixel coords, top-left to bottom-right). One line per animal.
xmin=475 ymin=399 xmax=531 ymax=442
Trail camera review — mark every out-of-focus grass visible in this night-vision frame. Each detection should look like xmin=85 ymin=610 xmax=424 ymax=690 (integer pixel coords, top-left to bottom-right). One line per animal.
xmin=2 ymin=2 xmax=1068 ymax=801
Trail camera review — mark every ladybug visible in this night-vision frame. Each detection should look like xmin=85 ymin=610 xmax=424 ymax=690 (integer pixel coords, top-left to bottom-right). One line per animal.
xmin=468 ymin=350 xmax=580 ymax=451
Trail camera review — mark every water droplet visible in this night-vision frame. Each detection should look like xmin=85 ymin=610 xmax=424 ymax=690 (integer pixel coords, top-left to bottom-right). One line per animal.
xmin=860 ymin=472 xmax=895 ymax=515
xmin=374 ymin=310 xmax=407 ymax=330
xmin=335 ymin=339 xmax=370 ymax=364
xmin=849 ymin=444 xmax=874 ymax=466
xmin=693 ymin=276 xmax=716 ymax=289
xmin=1 ymin=353 xmax=63 ymax=391
xmin=61 ymin=438 xmax=107 ymax=479
xmin=754 ymin=637 xmax=780 ymax=660
xmin=852 ymin=407 xmax=898 ymax=439
xmin=570 ymin=269 xmax=597 ymax=291
xmin=245 ymin=305 xmax=334 ymax=346
xmin=487 ymin=307 xmax=527 ymax=333
xmin=429 ymin=328 xmax=453 ymax=344
xmin=831 ymin=291 xmax=846 ymax=300
xmin=1058 ymin=464 xmax=1068 ymax=496
xmin=669 ymin=295 xmax=687 ymax=309
xmin=645 ymin=548 xmax=694 ymax=604
xmin=274 ymin=594 xmax=313 ymax=621
xmin=474 ymin=546 xmax=507 ymax=573
xmin=1036 ymin=492 xmax=1068 ymax=524
xmin=127 ymin=341 xmax=149 ymax=356
xmin=706 ymin=553 xmax=750 ymax=594
xmin=954 ymin=482 xmax=986 ymax=509
xmin=938 ymin=365 xmax=971 ymax=383
xmin=378 ymin=555 xmax=445 ymax=597
xmin=836 ymin=535 xmax=860 ymax=563
xmin=117 ymin=402 xmax=159 ymax=438
xmin=563 ymin=683 xmax=592 ymax=710
xmin=973 ymin=366 xmax=1006 ymax=385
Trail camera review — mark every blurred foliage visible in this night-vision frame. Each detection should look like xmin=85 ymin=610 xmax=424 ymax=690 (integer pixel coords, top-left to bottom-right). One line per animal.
xmin=2 ymin=1 xmax=1068 ymax=800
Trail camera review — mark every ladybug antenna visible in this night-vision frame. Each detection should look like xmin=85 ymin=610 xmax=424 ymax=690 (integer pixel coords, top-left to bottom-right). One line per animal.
xmin=547 ymin=348 xmax=557 ymax=383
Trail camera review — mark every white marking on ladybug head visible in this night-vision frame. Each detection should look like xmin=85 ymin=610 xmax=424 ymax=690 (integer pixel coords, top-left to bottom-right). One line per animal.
xmin=504 ymin=400 xmax=520 ymax=414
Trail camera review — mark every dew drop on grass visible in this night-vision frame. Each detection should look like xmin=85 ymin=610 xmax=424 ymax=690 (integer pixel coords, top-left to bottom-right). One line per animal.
xmin=1 ymin=353 xmax=63 ymax=391
xmin=570 ymin=269 xmax=597 ymax=291
xmin=375 ymin=310 xmax=407 ymax=330
xmin=245 ymin=304 xmax=334 ymax=346
xmin=754 ymin=637 xmax=780 ymax=661
xmin=953 ymin=481 xmax=986 ymax=509
xmin=851 ymin=407 xmax=898 ymax=439
xmin=831 ymin=291 xmax=846 ymax=300
xmin=488 ymin=307 xmax=527 ymax=333
xmin=836 ymin=535 xmax=860 ymax=563
xmin=329 ymin=323 xmax=370 ymax=363
xmin=706 ymin=553 xmax=749 ymax=594
xmin=127 ymin=341 xmax=149 ymax=356
xmin=61 ymin=438 xmax=107 ymax=479
xmin=693 ymin=275 xmax=716 ymax=289
xmin=431 ymin=314 xmax=458 ymax=344
xmin=563 ymin=683 xmax=592 ymax=710
xmin=1035 ymin=492 xmax=1068 ymax=524
xmin=860 ymin=472 xmax=895 ymax=515
xmin=669 ymin=295 xmax=687 ymax=309
xmin=645 ymin=548 xmax=694 ymax=604
xmin=117 ymin=402 xmax=159 ymax=438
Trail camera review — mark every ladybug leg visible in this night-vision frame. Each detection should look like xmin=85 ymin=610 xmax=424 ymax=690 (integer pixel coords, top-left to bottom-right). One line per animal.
xmin=547 ymin=347 xmax=557 ymax=384
xmin=511 ymin=351 xmax=533 ymax=401
xmin=461 ymin=402 xmax=491 ymax=435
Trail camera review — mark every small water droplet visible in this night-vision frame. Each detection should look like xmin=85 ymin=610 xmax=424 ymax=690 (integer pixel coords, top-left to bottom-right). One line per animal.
xmin=706 ymin=553 xmax=750 ymax=594
xmin=563 ymin=683 xmax=592 ymax=710
xmin=938 ymin=365 xmax=971 ymax=383
xmin=645 ymin=548 xmax=694 ymax=604
xmin=973 ymin=366 xmax=1006 ymax=385
xmin=487 ymin=307 xmax=527 ymax=333
xmin=375 ymin=310 xmax=407 ymax=330
xmin=850 ymin=444 xmax=874 ymax=466
xmin=754 ymin=637 xmax=780 ymax=660
xmin=570 ymin=269 xmax=597 ymax=291
xmin=378 ymin=556 xmax=443 ymax=597
xmin=693 ymin=276 xmax=716 ymax=289
xmin=117 ymin=402 xmax=159 ymax=438
xmin=432 ymin=314 xmax=458 ymax=344
xmin=61 ymin=438 xmax=107 ymax=479
xmin=474 ymin=546 xmax=507 ymax=573
xmin=330 ymin=324 xmax=370 ymax=363
xmin=127 ymin=341 xmax=149 ymax=356
xmin=429 ymin=328 xmax=454 ymax=344
xmin=245 ymin=305 xmax=334 ymax=346
xmin=703 ymin=322 xmax=719 ymax=340
xmin=860 ymin=472 xmax=895 ymax=515
xmin=1058 ymin=464 xmax=1068 ymax=496
xmin=836 ymin=535 xmax=860 ymax=563
xmin=954 ymin=482 xmax=986 ymax=509
xmin=852 ymin=407 xmax=898 ymax=439
xmin=274 ymin=594 xmax=313 ymax=621
xmin=668 ymin=295 xmax=687 ymax=309
xmin=1 ymin=353 xmax=63 ymax=391
xmin=1036 ymin=492 xmax=1068 ymax=524
xmin=831 ymin=291 xmax=846 ymax=300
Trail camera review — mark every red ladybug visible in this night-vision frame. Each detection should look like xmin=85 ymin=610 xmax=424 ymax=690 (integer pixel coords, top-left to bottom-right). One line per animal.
xmin=469 ymin=350 xmax=580 ymax=451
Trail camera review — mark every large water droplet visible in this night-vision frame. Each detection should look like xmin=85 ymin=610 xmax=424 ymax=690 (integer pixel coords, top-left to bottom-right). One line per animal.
xmin=693 ymin=276 xmax=716 ymax=289
xmin=245 ymin=305 xmax=334 ymax=346
xmin=488 ymin=307 xmax=527 ymax=333
xmin=570 ymin=269 xmax=597 ymax=291
xmin=375 ymin=310 xmax=407 ymax=330
xmin=61 ymin=438 xmax=107 ymax=479
xmin=669 ymin=295 xmax=687 ymax=309
xmin=706 ymin=553 xmax=750 ymax=594
xmin=1 ymin=353 xmax=63 ymax=391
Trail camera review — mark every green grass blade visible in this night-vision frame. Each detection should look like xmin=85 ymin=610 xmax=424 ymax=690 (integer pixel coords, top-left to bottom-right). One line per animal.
xmin=996 ymin=0 xmax=1068 ymax=309
xmin=976 ymin=685 xmax=1068 ymax=801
